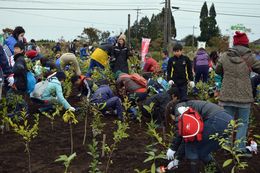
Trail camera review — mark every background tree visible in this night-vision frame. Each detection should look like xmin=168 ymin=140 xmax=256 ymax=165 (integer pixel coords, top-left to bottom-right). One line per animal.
xmin=199 ymin=2 xmax=220 ymax=43
xmin=198 ymin=2 xmax=209 ymax=42
xmin=100 ymin=31 xmax=111 ymax=43
xmin=208 ymin=4 xmax=220 ymax=38
xmin=183 ymin=35 xmax=198 ymax=47
xmin=81 ymin=27 xmax=101 ymax=44
xmin=125 ymin=7 xmax=176 ymax=50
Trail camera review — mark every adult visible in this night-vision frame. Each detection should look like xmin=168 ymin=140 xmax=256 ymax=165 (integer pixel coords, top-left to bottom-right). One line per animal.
xmin=215 ymin=31 xmax=260 ymax=153
xmin=110 ymin=34 xmax=129 ymax=74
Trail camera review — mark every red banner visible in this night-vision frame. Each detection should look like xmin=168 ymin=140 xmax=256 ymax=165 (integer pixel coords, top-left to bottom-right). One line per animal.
xmin=141 ymin=38 xmax=151 ymax=62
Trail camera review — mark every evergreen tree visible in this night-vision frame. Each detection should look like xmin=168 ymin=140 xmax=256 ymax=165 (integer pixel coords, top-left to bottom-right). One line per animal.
xmin=208 ymin=3 xmax=220 ymax=38
xmin=199 ymin=2 xmax=209 ymax=42
xmin=125 ymin=7 xmax=176 ymax=49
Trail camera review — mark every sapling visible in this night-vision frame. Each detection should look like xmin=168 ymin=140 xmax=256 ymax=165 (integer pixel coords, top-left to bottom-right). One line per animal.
xmin=55 ymin=152 xmax=77 ymax=173
xmin=210 ymin=119 xmax=248 ymax=173
xmin=122 ymin=96 xmax=132 ymax=120
xmin=87 ymin=104 xmax=105 ymax=173
xmin=63 ymin=110 xmax=78 ymax=154
xmin=41 ymin=104 xmax=63 ymax=130
xmin=87 ymin=138 xmax=102 ymax=173
xmin=81 ymin=97 xmax=91 ymax=145
xmin=104 ymin=120 xmax=129 ymax=173
xmin=6 ymin=110 xmax=39 ymax=173
xmin=0 ymin=98 xmax=8 ymax=134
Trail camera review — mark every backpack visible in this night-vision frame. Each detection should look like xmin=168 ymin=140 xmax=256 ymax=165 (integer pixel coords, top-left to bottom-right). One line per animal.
xmin=30 ymin=80 xmax=49 ymax=99
xmin=178 ymin=107 xmax=204 ymax=142
xmin=121 ymin=73 xmax=147 ymax=88
xmin=27 ymin=71 xmax=36 ymax=94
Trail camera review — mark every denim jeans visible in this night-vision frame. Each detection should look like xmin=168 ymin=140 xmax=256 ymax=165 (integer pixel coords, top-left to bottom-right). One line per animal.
xmin=195 ymin=65 xmax=209 ymax=83
xmin=86 ymin=59 xmax=104 ymax=77
xmin=223 ymin=106 xmax=250 ymax=151
xmin=185 ymin=111 xmax=233 ymax=162
xmin=98 ymin=96 xmax=123 ymax=119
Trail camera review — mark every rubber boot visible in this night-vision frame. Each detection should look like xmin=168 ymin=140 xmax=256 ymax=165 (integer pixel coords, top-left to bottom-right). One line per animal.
xmin=190 ymin=160 xmax=200 ymax=173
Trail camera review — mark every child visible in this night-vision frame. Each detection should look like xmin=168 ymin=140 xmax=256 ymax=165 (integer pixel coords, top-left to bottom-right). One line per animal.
xmin=165 ymin=87 xmax=233 ymax=173
xmin=167 ymin=44 xmax=194 ymax=101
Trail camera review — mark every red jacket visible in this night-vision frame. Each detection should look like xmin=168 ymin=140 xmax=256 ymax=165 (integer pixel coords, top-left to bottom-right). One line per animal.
xmin=143 ymin=58 xmax=159 ymax=72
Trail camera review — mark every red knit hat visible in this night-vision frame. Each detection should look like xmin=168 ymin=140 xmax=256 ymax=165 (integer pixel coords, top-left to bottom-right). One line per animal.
xmin=233 ymin=31 xmax=249 ymax=46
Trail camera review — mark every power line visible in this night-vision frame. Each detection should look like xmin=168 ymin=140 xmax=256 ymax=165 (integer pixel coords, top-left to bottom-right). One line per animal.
xmin=177 ymin=9 xmax=260 ymax=18
xmin=0 ymin=7 xmax=160 ymax=11
xmin=5 ymin=10 xmax=126 ymax=27
xmin=177 ymin=0 xmax=260 ymax=6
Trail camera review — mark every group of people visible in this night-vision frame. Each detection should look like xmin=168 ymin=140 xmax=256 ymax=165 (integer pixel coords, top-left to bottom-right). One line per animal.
xmin=1 ymin=26 xmax=260 ymax=173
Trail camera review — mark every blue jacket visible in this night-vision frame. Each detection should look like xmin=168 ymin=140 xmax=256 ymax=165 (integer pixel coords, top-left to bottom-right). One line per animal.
xmin=80 ymin=47 xmax=88 ymax=58
xmin=90 ymin=85 xmax=113 ymax=103
xmin=41 ymin=77 xmax=71 ymax=109
xmin=4 ymin=35 xmax=17 ymax=55
xmin=162 ymin=57 xmax=169 ymax=73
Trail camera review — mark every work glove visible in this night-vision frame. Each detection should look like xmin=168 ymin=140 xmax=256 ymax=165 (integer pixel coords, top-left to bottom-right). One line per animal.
xmin=166 ymin=148 xmax=176 ymax=160
xmin=167 ymin=159 xmax=179 ymax=170
xmin=7 ymin=75 xmax=14 ymax=86
xmin=177 ymin=106 xmax=189 ymax=115
xmin=246 ymin=140 xmax=258 ymax=154
xmin=168 ymin=80 xmax=174 ymax=86
xmin=68 ymin=107 xmax=76 ymax=112
xmin=189 ymin=81 xmax=195 ymax=88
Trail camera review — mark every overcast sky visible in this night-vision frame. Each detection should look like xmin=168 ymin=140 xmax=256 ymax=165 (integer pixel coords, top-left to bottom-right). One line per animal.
xmin=0 ymin=0 xmax=259 ymax=42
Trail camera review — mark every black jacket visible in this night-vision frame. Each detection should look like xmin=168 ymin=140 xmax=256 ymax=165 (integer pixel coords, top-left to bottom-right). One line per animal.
xmin=0 ymin=45 xmax=12 ymax=76
xmin=111 ymin=44 xmax=129 ymax=73
xmin=13 ymin=53 xmax=28 ymax=91
xmin=142 ymin=92 xmax=171 ymax=122
xmin=170 ymin=100 xmax=225 ymax=151
xmin=167 ymin=55 xmax=193 ymax=86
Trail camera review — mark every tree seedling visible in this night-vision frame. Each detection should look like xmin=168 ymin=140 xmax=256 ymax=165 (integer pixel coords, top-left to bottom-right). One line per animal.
xmin=41 ymin=104 xmax=63 ymax=130
xmin=104 ymin=120 xmax=129 ymax=173
xmin=55 ymin=152 xmax=77 ymax=173
xmin=63 ymin=110 xmax=78 ymax=154
xmin=6 ymin=110 xmax=39 ymax=173
xmin=210 ymin=120 xmax=248 ymax=173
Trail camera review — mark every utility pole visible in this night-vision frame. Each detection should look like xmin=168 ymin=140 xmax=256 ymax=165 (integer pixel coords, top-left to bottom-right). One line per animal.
xmin=136 ymin=8 xmax=141 ymax=38
xmin=192 ymin=25 xmax=197 ymax=52
xmin=168 ymin=0 xmax=171 ymax=51
xmin=163 ymin=0 xmax=168 ymax=49
xmin=128 ymin=14 xmax=131 ymax=47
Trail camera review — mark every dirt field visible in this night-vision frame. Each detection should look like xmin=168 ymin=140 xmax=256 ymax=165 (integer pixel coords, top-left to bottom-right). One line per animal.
xmin=0 ymin=100 xmax=260 ymax=173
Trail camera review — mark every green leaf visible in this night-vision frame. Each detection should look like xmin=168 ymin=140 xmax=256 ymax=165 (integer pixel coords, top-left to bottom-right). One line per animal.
xmin=68 ymin=152 xmax=77 ymax=161
xmin=55 ymin=155 xmax=68 ymax=162
xmin=151 ymin=163 xmax=156 ymax=173
xmin=144 ymin=156 xmax=154 ymax=163
xmin=223 ymin=159 xmax=232 ymax=167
